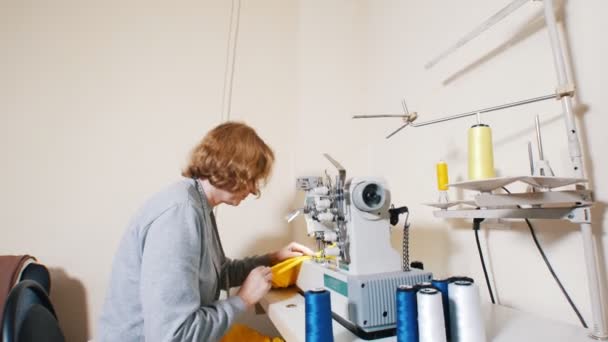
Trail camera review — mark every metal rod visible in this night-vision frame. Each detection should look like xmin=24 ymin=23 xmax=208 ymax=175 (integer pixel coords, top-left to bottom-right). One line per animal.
xmin=411 ymin=93 xmax=557 ymax=127
xmin=386 ymin=122 xmax=411 ymax=139
xmin=527 ymin=141 xmax=534 ymax=176
xmin=535 ymin=115 xmax=545 ymax=160
xmin=401 ymin=99 xmax=410 ymax=115
xmin=353 ymin=114 xmax=407 ymax=119
xmin=425 ymin=0 xmax=529 ymax=69
xmin=323 ymin=153 xmax=346 ymax=184
xmin=544 ymin=0 xmax=607 ymax=338
xmin=544 ymin=2 xmax=583 ymax=175
xmin=354 ymin=93 xmax=560 ymax=138
xmin=580 ymin=222 xmax=607 ymax=338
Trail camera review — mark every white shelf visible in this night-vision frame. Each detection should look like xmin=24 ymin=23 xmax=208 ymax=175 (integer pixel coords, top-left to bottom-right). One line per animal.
xmin=422 ymin=200 xmax=476 ymax=210
xmin=520 ymin=176 xmax=587 ymax=189
xmin=432 ymin=207 xmax=583 ymax=221
xmin=447 ymin=176 xmax=587 ymax=193
xmin=448 ymin=177 xmax=523 ymax=192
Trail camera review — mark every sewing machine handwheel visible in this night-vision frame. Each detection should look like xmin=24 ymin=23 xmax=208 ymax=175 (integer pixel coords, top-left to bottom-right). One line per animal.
xmin=352 ymin=181 xmax=386 ymax=212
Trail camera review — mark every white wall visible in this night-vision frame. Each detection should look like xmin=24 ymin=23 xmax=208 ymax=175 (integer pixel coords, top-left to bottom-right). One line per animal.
xmin=0 ymin=0 xmax=296 ymax=340
xmin=1 ymin=0 xmax=607 ymax=340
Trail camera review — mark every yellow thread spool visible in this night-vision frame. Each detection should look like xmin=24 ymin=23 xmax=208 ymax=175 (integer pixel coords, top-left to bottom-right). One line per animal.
xmin=468 ymin=124 xmax=496 ymax=180
xmin=436 ymin=161 xmax=449 ymax=191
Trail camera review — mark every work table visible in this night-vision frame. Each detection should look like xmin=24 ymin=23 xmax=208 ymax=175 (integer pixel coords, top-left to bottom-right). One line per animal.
xmin=260 ymin=287 xmax=592 ymax=342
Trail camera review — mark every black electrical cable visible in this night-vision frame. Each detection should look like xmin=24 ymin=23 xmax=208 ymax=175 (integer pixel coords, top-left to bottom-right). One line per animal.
xmin=473 ymin=217 xmax=495 ymax=304
xmin=501 ymin=186 xmax=588 ymax=328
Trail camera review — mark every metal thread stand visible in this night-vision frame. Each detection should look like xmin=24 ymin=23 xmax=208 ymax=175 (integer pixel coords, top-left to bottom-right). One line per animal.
xmin=543 ymin=0 xmax=607 ymax=338
xmin=355 ymin=0 xmax=607 ymax=338
xmin=433 ymin=0 xmax=607 ymax=338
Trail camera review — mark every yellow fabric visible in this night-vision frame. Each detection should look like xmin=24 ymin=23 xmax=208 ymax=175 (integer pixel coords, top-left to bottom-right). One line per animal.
xmin=221 ymin=324 xmax=284 ymax=342
xmin=270 ymin=255 xmax=311 ymax=288
xmin=270 ymin=248 xmax=340 ymax=288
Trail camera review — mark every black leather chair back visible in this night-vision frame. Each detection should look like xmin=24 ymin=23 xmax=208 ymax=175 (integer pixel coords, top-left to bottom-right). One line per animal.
xmin=1 ymin=280 xmax=64 ymax=342
xmin=19 ymin=264 xmax=51 ymax=295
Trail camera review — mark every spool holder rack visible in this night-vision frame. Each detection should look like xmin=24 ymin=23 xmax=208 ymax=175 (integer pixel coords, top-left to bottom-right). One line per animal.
xmin=352 ymin=0 xmax=607 ymax=339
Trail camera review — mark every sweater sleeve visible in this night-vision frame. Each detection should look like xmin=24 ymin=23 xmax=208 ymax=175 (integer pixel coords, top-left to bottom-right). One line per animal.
xmin=140 ymin=203 xmax=246 ymax=342
xmin=221 ymin=254 xmax=272 ymax=288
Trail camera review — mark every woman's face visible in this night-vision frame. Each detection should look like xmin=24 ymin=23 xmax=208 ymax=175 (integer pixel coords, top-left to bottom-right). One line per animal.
xmin=216 ymin=187 xmax=252 ymax=206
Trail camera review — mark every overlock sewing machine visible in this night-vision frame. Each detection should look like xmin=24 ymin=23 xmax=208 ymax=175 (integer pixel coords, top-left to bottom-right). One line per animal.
xmin=288 ymin=154 xmax=432 ymax=339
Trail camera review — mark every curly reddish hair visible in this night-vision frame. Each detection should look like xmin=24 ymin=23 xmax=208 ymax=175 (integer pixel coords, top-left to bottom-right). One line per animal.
xmin=182 ymin=121 xmax=274 ymax=196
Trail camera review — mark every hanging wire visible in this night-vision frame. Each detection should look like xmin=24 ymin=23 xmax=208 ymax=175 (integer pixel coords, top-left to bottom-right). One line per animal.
xmin=473 ymin=218 xmax=495 ymax=304
xmin=402 ymin=210 xmax=411 ymax=272
xmin=501 ymin=186 xmax=588 ymax=328
xmin=220 ymin=0 xmax=242 ymax=122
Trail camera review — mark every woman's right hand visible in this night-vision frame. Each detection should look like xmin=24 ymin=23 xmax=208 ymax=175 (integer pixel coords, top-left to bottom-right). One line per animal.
xmin=237 ymin=266 xmax=272 ymax=307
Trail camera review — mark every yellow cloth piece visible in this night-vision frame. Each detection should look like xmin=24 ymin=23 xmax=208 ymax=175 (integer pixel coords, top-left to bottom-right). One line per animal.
xmin=270 ymin=255 xmax=311 ymax=288
xmin=221 ymin=324 xmax=284 ymax=342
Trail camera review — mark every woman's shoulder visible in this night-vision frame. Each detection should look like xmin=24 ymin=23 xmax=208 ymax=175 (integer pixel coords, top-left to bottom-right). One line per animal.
xmin=130 ymin=179 xmax=202 ymax=225
xmin=146 ymin=178 xmax=201 ymax=210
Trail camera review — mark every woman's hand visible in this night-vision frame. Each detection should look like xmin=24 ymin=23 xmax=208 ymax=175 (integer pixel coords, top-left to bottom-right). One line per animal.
xmin=270 ymin=242 xmax=314 ymax=265
xmin=237 ymin=266 xmax=272 ymax=307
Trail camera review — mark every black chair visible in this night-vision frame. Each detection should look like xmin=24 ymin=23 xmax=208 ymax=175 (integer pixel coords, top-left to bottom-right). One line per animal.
xmin=19 ymin=263 xmax=51 ymax=295
xmin=1 ymin=280 xmax=64 ymax=342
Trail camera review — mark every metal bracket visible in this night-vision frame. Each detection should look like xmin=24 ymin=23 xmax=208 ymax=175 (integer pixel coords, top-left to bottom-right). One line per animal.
xmin=323 ymin=154 xmax=346 ymax=184
xmin=556 ymin=83 xmax=576 ymax=99
xmin=433 ymin=206 xmax=591 ymax=221
xmin=566 ymin=206 xmax=592 ymax=224
xmin=296 ymin=177 xmax=323 ymax=191
xmin=474 ymin=190 xmax=593 ymax=208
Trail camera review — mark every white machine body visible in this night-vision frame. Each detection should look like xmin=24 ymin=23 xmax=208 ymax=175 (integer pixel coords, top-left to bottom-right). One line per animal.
xmin=292 ymin=158 xmax=432 ymax=337
xmin=300 ymin=177 xmax=400 ymax=274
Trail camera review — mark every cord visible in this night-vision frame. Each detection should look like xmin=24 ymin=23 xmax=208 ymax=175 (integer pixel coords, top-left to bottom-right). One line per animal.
xmin=402 ymin=211 xmax=411 ymax=272
xmin=501 ymin=186 xmax=588 ymax=328
xmin=389 ymin=205 xmax=411 ymax=272
xmin=473 ymin=218 xmax=495 ymax=304
xmin=220 ymin=0 xmax=241 ymax=121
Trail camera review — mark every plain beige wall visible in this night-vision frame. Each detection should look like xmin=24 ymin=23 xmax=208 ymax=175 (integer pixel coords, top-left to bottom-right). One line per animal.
xmin=1 ymin=0 xmax=607 ymax=340
xmin=0 ymin=0 xmax=297 ymax=340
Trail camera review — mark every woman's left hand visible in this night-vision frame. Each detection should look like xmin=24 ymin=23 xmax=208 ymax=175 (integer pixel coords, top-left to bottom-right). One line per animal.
xmin=270 ymin=242 xmax=314 ymax=265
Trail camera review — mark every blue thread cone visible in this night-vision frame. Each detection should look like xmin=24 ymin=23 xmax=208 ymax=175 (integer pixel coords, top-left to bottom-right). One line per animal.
xmin=396 ymin=285 xmax=418 ymax=342
xmin=305 ymin=289 xmax=334 ymax=342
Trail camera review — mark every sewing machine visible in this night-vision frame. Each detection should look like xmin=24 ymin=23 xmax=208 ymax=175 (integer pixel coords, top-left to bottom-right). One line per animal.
xmin=288 ymin=154 xmax=432 ymax=339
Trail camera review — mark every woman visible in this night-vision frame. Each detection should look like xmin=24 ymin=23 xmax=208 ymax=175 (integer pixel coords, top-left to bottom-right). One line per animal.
xmin=98 ymin=122 xmax=312 ymax=342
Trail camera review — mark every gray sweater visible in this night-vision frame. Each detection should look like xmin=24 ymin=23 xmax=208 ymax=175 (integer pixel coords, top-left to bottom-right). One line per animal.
xmin=97 ymin=178 xmax=270 ymax=342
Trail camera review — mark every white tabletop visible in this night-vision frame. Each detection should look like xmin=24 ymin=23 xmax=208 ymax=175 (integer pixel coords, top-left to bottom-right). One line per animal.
xmin=260 ymin=288 xmax=593 ymax=342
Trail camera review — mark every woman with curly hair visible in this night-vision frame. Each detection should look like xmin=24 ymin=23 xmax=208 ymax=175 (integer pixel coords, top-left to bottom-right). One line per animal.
xmin=98 ymin=122 xmax=312 ymax=342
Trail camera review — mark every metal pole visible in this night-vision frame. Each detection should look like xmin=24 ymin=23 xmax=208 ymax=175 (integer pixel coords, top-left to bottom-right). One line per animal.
xmin=544 ymin=0 xmax=608 ymax=338
xmin=425 ymin=0 xmax=529 ymax=69
xmin=535 ymin=115 xmax=545 ymax=161
xmin=353 ymin=93 xmax=566 ymax=139
xmin=352 ymin=114 xmax=409 ymax=119
xmin=411 ymin=93 xmax=556 ymax=127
